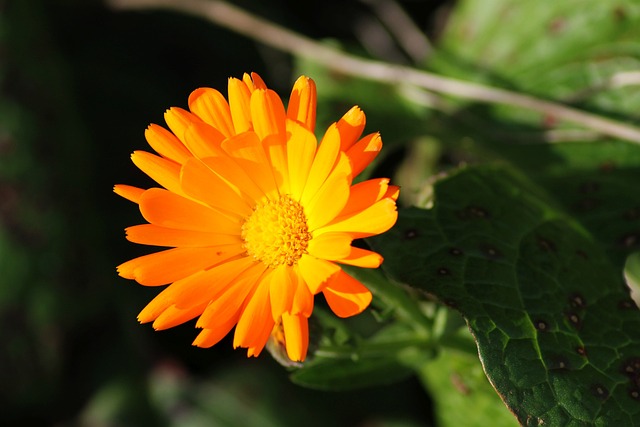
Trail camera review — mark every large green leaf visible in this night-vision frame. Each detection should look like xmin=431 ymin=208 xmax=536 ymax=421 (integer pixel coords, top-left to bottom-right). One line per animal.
xmin=370 ymin=166 xmax=640 ymax=425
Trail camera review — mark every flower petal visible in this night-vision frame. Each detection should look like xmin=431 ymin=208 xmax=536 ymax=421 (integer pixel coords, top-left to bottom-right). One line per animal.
xmin=164 ymin=107 xmax=202 ymax=143
xmin=291 ymin=269 xmax=314 ymax=316
xmin=297 ymin=254 xmax=341 ymax=294
xmin=125 ymin=224 xmax=242 ymax=247
xmin=200 ymin=155 xmax=264 ymax=204
xmin=181 ymin=157 xmax=252 ymax=217
xmin=282 ymin=312 xmax=309 ymax=362
xmin=131 ymin=151 xmax=184 ymax=197
xmin=193 ymin=316 xmax=238 ymax=348
xmin=153 ymin=302 xmax=206 ymax=330
xmin=234 ymin=275 xmax=274 ymax=351
xmin=117 ymin=245 xmax=245 ymax=286
xmin=300 ymin=128 xmax=341 ymax=206
xmin=188 ymin=87 xmax=235 ymax=138
xmin=335 ymin=106 xmax=366 ymax=151
xmin=139 ymin=188 xmax=240 ymax=233
xmin=269 ymin=265 xmax=295 ymax=321
xmin=221 ymin=132 xmax=278 ymax=199
xmin=307 ymin=232 xmax=352 ymax=261
xmin=336 ymin=246 xmax=383 ymax=268
xmin=145 ymin=124 xmax=191 ymax=164
xmin=228 ymin=77 xmax=252 ymax=134
xmin=323 ymin=270 xmax=372 ymax=318
xmin=305 ymin=153 xmax=351 ymax=230
xmin=347 ymin=132 xmax=382 ymax=177
xmin=286 ymin=120 xmax=317 ymax=200
xmin=287 ymin=75 xmax=317 ymax=132
xmin=317 ymin=198 xmax=397 ymax=239
xmin=340 ymin=178 xmax=390 ymax=217
xmin=183 ymin=121 xmax=226 ymax=158
xmin=114 ymin=184 xmax=144 ymax=204
xmin=263 ymin=134 xmax=289 ymax=193
xmin=251 ymin=89 xmax=286 ymax=141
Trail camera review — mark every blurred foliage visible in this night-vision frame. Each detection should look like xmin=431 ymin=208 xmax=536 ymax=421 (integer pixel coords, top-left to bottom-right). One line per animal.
xmin=3 ymin=0 xmax=640 ymax=426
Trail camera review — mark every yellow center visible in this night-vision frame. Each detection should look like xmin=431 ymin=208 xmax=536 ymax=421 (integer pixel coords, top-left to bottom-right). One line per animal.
xmin=242 ymin=195 xmax=312 ymax=268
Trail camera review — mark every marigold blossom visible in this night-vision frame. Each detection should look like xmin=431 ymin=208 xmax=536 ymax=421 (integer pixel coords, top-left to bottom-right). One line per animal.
xmin=115 ymin=72 xmax=399 ymax=362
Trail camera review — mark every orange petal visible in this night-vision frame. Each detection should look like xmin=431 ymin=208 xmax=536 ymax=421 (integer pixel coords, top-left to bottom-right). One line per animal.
xmin=269 ymin=265 xmax=295 ymax=321
xmin=297 ymin=254 xmax=341 ymax=294
xmin=139 ymin=188 xmax=240 ymax=233
xmin=228 ymin=77 xmax=252 ymax=134
xmin=385 ymin=184 xmax=400 ymax=201
xmin=200 ymin=155 xmax=264 ymax=204
xmin=249 ymin=72 xmax=267 ymax=90
xmin=347 ymin=132 xmax=382 ymax=177
xmin=164 ymin=107 xmax=202 ymax=144
xmin=117 ymin=245 xmax=245 ymax=286
xmin=131 ymin=151 xmax=184 ymax=196
xmin=153 ymin=302 xmax=206 ymax=330
xmin=287 ymin=76 xmax=317 ymax=132
xmin=305 ymin=153 xmax=351 ymax=230
xmin=323 ymin=270 xmax=372 ymax=318
xmin=263 ymin=134 xmax=289 ymax=193
xmin=181 ymin=157 xmax=252 ymax=217
xmin=300 ymin=128 xmax=341 ymax=206
xmin=307 ymin=232 xmax=353 ymax=261
xmin=282 ymin=312 xmax=309 ymax=362
xmin=193 ymin=316 xmax=239 ymax=348
xmin=336 ymin=106 xmax=366 ymax=151
xmin=251 ymin=89 xmax=286 ymax=141
xmin=197 ymin=262 xmax=267 ymax=327
xmin=221 ymin=132 xmax=278 ymax=199
xmin=317 ymin=198 xmax=397 ymax=239
xmin=114 ymin=184 xmax=144 ymax=204
xmin=188 ymin=87 xmax=235 ymax=138
xmin=286 ymin=120 xmax=317 ymax=200
xmin=145 ymin=124 xmax=191 ymax=164
xmin=291 ymin=269 xmax=314 ymax=316
xmin=125 ymin=224 xmax=241 ymax=247
xmin=340 ymin=178 xmax=390 ymax=217
xmin=233 ymin=275 xmax=274 ymax=350
xmin=183 ymin=121 xmax=226 ymax=158
xmin=336 ymin=246 xmax=383 ymax=268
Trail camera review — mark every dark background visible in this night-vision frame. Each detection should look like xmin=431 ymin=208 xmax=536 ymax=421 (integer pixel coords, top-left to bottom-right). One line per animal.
xmin=1 ymin=0 xmax=451 ymax=425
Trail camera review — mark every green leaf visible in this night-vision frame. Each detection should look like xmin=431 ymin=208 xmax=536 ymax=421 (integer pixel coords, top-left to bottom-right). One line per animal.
xmin=418 ymin=346 xmax=518 ymax=427
xmin=370 ymin=166 xmax=640 ymax=425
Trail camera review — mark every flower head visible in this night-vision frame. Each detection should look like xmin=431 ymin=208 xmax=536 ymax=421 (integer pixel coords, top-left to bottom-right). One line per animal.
xmin=115 ymin=72 xmax=398 ymax=362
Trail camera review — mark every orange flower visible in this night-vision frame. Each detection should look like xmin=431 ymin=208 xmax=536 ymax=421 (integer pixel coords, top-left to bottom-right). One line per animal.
xmin=115 ymin=72 xmax=398 ymax=362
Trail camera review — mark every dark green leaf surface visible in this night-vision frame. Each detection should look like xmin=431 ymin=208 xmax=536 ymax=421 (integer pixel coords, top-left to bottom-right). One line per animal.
xmin=371 ymin=166 xmax=640 ymax=425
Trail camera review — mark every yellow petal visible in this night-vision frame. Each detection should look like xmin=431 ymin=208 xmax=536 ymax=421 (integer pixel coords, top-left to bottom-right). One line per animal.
xmin=114 ymin=184 xmax=144 ymax=204
xmin=228 ymin=77 xmax=252 ymax=134
xmin=164 ymin=107 xmax=201 ymax=144
xmin=269 ymin=265 xmax=295 ymax=321
xmin=251 ymin=89 xmax=286 ymax=141
xmin=300 ymin=128 xmax=341 ymax=206
xmin=125 ymin=224 xmax=241 ymax=247
xmin=347 ymin=132 xmax=382 ymax=177
xmin=131 ymin=151 xmax=184 ymax=197
xmin=263 ymin=134 xmax=289 ymax=193
xmin=286 ymin=120 xmax=317 ymax=200
xmin=181 ymin=157 xmax=252 ymax=217
xmin=307 ymin=232 xmax=352 ymax=261
xmin=287 ymin=76 xmax=317 ymax=132
xmin=183 ymin=121 xmax=226 ymax=158
xmin=317 ymin=198 xmax=397 ymax=239
xmin=297 ymin=254 xmax=341 ymax=294
xmin=336 ymin=106 xmax=366 ymax=151
xmin=322 ymin=270 xmax=372 ymax=318
xmin=139 ymin=188 xmax=240 ymax=233
xmin=117 ymin=245 xmax=245 ymax=286
xmin=188 ymin=87 xmax=235 ymax=138
xmin=340 ymin=178 xmax=390 ymax=217
xmin=305 ymin=153 xmax=351 ymax=230
xmin=221 ymin=132 xmax=278 ymax=199
xmin=282 ymin=312 xmax=309 ymax=362
xmin=145 ymin=124 xmax=192 ymax=164
xmin=336 ymin=246 xmax=383 ymax=268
